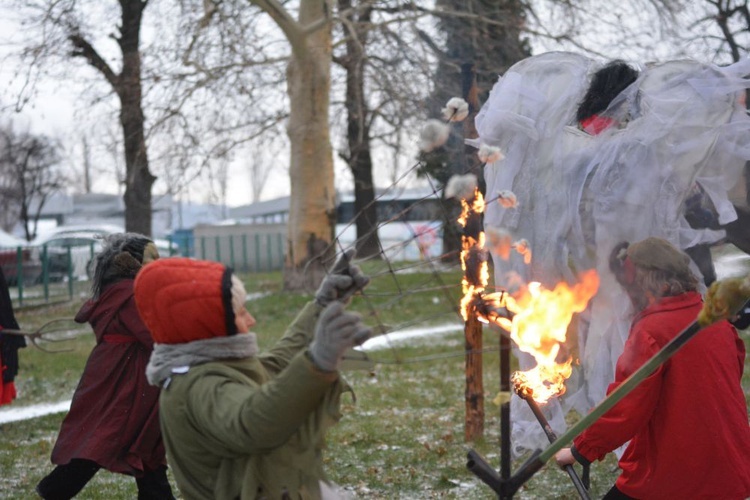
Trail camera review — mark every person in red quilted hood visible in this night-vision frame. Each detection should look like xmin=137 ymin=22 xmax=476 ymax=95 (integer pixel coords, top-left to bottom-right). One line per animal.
xmin=555 ymin=237 xmax=750 ymax=500
xmin=134 ymin=251 xmax=371 ymax=500
xmin=36 ymin=233 xmax=175 ymax=500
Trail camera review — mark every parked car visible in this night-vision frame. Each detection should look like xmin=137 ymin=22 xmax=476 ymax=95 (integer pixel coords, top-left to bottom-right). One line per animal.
xmin=0 ymin=229 xmax=42 ymax=286
xmin=34 ymin=232 xmax=100 ymax=281
xmin=33 ymin=225 xmax=179 ymax=282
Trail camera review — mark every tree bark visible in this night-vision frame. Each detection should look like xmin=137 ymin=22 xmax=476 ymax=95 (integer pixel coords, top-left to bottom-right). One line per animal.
xmin=117 ymin=0 xmax=155 ymax=236
xmin=68 ymin=0 xmax=155 ymax=236
xmin=338 ymin=0 xmax=381 ymax=259
xmin=282 ymin=0 xmax=335 ymax=291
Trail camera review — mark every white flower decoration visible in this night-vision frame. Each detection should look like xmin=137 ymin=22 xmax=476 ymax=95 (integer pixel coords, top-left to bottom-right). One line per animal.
xmin=512 ymin=238 xmax=532 ymax=264
xmin=445 ymin=173 xmax=478 ymax=200
xmin=478 ymin=143 xmax=504 ymax=163
xmin=441 ymin=97 xmax=469 ymax=122
xmin=497 ymin=190 xmax=517 ymax=209
xmin=486 ymin=226 xmax=513 ymax=260
xmin=418 ymin=119 xmax=451 ymax=153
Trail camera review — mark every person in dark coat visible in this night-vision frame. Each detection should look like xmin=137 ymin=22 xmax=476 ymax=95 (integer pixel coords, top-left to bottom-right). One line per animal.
xmin=36 ymin=233 xmax=175 ymax=500
xmin=0 ymin=266 xmax=25 ymax=405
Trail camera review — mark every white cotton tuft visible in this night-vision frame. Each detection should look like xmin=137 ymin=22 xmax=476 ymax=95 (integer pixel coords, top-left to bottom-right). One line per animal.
xmin=497 ymin=190 xmax=517 ymax=208
xmin=486 ymin=226 xmax=513 ymax=260
xmin=445 ymin=174 xmax=478 ymax=200
xmin=418 ymin=120 xmax=451 ymax=152
xmin=441 ymin=97 xmax=470 ymax=122
xmin=478 ymin=143 xmax=505 ymax=163
xmin=513 ymin=239 xmax=532 ymax=264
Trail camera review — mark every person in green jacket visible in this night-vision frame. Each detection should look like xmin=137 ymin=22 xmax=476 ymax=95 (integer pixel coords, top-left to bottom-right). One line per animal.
xmin=133 ymin=251 xmax=371 ymax=500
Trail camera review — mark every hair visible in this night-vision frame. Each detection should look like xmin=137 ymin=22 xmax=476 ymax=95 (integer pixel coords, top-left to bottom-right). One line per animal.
xmin=91 ymin=233 xmax=153 ymax=299
xmin=230 ymin=273 xmax=247 ymax=314
xmin=628 ymin=267 xmax=698 ymax=312
xmin=609 ymin=241 xmax=698 ymax=312
xmin=576 ymin=60 xmax=639 ymax=123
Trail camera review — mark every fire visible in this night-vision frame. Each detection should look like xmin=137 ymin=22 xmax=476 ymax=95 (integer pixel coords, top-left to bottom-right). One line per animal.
xmin=458 ymin=187 xmax=488 ymax=321
xmin=508 ymin=271 xmax=599 ymax=403
xmin=454 ymin=180 xmax=598 ymax=404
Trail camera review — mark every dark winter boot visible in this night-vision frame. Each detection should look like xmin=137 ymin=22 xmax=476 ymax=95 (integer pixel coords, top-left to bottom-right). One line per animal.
xmin=135 ymin=465 xmax=176 ymax=500
xmin=35 ymin=459 xmax=100 ymax=500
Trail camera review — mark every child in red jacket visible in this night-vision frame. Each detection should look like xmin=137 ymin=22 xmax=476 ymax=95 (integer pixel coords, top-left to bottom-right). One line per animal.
xmin=555 ymin=237 xmax=750 ymax=500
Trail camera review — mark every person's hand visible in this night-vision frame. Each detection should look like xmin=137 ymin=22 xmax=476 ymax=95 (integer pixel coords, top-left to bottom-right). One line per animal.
xmin=315 ymin=249 xmax=370 ymax=306
xmin=555 ymin=448 xmax=576 ymax=468
xmin=308 ymin=302 xmax=372 ymax=372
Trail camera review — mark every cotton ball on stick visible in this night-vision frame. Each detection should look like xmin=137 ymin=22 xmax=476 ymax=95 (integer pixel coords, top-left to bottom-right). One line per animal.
xmin=445 ymin=174 xmax=478 ymax=200
xmin=496 ymin=190 xmax=517 ymax=209
xmin=442 ymin=97 xmax=469 ymax=122
xmin=478 ymin=143 xmax=504 ymax=164
xmin=513 ymin=238 xmax=532 ymax=264
xmin=486 ymin=226 xmax=513 ymax=260
xmin=419 ymin=120 xmax=450 ymax=153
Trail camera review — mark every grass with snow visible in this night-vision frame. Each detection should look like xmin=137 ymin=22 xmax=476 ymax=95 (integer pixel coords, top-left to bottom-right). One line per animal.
xmin=0 ymin=255 xmax=747 ymax=499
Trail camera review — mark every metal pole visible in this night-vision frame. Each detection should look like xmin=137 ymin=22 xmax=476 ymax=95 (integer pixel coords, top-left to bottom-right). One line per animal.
xmin=517 ymin=391 xmax=590 ymax=499
xmin=500 ymin=328 xmax=511 ymax=481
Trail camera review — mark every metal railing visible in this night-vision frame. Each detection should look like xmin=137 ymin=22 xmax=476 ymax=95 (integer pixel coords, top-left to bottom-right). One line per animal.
xmin=2 ymin=232 xmax=286 ymax=307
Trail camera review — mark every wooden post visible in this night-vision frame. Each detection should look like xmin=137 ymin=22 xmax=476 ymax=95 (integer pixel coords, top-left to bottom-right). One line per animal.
xmin=463 ymin=197 xmax=486 ymax=441
xmin=461 ymin=61 xmax=486 ymax=441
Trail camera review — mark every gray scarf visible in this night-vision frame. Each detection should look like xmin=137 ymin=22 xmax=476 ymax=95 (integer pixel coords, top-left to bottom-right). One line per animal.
xmin=146 ymin=333 xmax=258 ymax=387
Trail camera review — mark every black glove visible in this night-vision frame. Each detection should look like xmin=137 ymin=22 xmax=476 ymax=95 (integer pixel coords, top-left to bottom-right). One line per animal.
xmin=309 ymin=302 xmax=372 ymax=372
xmin=315 ymin=249 xmax=370 ymax=306
xmin=731 ymin=299 xmax=750 ymax=330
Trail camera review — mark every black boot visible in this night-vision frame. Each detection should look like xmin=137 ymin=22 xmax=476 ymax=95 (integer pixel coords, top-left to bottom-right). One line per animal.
xmin=36 ymin=459 xmax=100 ymax=500
xmin=135 ymin=465 xmax=176 ymax=500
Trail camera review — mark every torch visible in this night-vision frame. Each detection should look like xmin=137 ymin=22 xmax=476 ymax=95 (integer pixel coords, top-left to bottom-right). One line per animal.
xmin=513 ymin=376 xmax=590 ymax=500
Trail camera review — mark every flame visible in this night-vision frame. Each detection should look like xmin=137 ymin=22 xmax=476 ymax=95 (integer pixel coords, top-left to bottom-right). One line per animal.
xmin=508 ymin=270 xmax=599 ymax=403
xmin=458 ymin=188 xmax=487 ymax=321
xmin=454 ymin=183 xmax=598 ymax=404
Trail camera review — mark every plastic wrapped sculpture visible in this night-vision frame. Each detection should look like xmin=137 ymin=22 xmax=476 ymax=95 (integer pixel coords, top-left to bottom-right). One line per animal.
xmin=476 ymin=52 xmax=750 ymax=454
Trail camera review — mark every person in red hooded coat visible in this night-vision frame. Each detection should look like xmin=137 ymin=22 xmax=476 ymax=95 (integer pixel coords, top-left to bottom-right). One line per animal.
xmin=36 ymin=233 xmax=175 ymax=500
xmin=555 ymin=237 xmax=750 ymax=500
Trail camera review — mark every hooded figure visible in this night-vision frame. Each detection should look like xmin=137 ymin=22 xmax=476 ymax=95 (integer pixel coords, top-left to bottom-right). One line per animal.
xmin=134 ymin=255 xmax=371 ymax=500
xmin=0 ymin=266 xmax=25 ymax=405
xmin=556 ymin=237 xmax=750 ymax=500
xmin=36 ymin=233 xmax=175 ymax=500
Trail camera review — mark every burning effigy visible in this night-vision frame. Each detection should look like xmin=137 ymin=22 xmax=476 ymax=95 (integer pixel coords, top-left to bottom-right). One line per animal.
xmin=469 ymin=52 xmax=750 ymax=455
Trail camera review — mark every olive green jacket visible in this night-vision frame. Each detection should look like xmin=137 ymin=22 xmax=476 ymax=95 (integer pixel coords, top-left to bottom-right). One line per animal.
xmin=157 ymin=302 xmax=349 ymax=499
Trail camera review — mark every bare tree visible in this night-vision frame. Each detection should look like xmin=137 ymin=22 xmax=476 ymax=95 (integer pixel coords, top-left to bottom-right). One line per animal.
xmin=196 ymin=0 xmax=336 ymax=289
xmin=7 ymin=0 xmax=155 ymax=235
xmin=0 ymin=123 xmax=65 ymax=240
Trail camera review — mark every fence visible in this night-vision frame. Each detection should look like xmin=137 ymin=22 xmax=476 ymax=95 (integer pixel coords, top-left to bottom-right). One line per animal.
xmin=191 ymin=223 xmax=286 ymax=273
xmin=3 ymin=227 xmax=287 ymax=307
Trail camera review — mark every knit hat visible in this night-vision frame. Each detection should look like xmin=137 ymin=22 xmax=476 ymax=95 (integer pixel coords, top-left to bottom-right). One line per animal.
xmin=91 ymin=233 xmax=157 ymax=299
xmin=609 ymin=237 xmax=694 ymax=285
xmin=134 ymin=258 xmax=242 ymax=344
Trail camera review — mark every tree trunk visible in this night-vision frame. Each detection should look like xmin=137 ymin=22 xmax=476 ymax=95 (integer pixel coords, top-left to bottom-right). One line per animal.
xmin=283 ymin=0 xmax=335 ymax=291
xmin=118 ymin=0 xmax=154 ymax=236
xmin=339 ymin=0 xmax=381 ymax=259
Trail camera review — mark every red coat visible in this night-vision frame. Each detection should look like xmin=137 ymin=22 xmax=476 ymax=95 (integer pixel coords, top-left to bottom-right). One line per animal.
xmin=574 ymin=291 xmax=750 ymax=499
xmin=51 ymin=279 xmax=165 ymax=475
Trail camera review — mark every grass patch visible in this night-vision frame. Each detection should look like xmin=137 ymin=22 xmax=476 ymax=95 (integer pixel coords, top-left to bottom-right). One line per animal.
xmin=1 ymin=256 xmax=748 ymax=499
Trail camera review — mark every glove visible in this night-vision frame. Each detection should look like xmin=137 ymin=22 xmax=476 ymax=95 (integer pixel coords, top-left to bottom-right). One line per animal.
xmin=315 ymin=249 xmax=370 ymax=306
xmin=308 ymin=302 xmax=372 ymax=372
